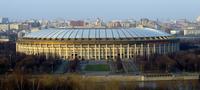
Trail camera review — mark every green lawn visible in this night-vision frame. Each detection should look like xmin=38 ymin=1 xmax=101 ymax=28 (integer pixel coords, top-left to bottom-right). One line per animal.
xmin=84 ymin=64 xmax=110 ymax=71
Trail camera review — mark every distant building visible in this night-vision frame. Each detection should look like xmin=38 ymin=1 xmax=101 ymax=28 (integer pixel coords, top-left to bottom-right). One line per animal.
xmin=175 ymin=19 xmax=188 ymax=24
xmin=9 ymin=23 xmax=21 ymax=30
xmin=197 ymin=16 xmax=200 ymax=22
xmin=0 ymin=17 xmax=9 ymax=24
xmin=80 ymin=18 xmax=106 ymax=28
xmin=170 ymin=30 xmax=180 ymax=35
xmin=0 ymin=24 xmax=9 ymax=31
xmin=120 ymin=21 xmax=132 ymax=28
xmin=138 ymin=18 xmax=157 ymax=29
xmin=107 ymin=20 xmax=122 ymax=28
xmin=69 ymin=20 xmax=85 ymax=27
xmin=25 ymin=19 xmax=41 ymax=28
xmin=95 ymin=18 xmax=102 ymax=26
xmin=20 ymin=24 xmax=30 ymax=30
xmin=39 ymin=20 xmax=49 ymax=29
xmin=183 ymin=29 xmax=200 ymax=36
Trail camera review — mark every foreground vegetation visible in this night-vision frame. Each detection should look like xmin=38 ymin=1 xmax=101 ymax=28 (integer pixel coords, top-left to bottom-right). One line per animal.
xmin=84 ymin=64 xmax=110 ymax=71
xmin=136 ymin=49 xmax=200 ymax=73
xmin=0 ymin=73 xmax=199 ymax=90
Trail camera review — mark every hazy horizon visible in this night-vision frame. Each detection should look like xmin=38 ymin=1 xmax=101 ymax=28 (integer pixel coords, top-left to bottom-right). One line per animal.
xmin=1 ymin=0 xmax=200 ymax=21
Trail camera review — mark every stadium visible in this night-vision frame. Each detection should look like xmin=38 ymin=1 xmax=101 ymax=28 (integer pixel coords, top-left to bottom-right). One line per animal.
xmin=16 ymin=28 xmax=179 ymax=60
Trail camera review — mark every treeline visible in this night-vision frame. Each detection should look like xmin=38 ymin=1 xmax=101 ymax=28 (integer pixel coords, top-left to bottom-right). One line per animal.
xmin=136 ymin=49 xmax=200 ymax=73
xmin=0 ymin=74 xmax=199 ymax=90
xmin=0 ymin=53 xmax=63 ymax=74
xmin=0 ymin=41 xmax=65 ymax=74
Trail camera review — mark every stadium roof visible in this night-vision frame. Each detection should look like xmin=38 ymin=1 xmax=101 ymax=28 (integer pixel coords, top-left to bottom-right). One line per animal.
xmin=24 ymin=28 xmax=171 ymax=39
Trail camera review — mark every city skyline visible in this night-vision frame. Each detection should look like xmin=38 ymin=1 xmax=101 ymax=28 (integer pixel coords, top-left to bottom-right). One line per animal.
xmin=0 ymin=0 xmax=200 ymax=21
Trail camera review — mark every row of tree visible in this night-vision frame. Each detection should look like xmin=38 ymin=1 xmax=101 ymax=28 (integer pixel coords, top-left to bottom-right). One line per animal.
xmin=0 ymin=74 xmax=199 ymax=90
xmin=0 ymin=51 xmax=63 ymax=74
xmin=136 ymin=49 xmax=200 ymax=73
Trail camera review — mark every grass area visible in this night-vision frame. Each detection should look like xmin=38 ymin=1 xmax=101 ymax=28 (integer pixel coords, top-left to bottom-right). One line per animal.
xmin=84 ymin=64 xmax=110 ymax=71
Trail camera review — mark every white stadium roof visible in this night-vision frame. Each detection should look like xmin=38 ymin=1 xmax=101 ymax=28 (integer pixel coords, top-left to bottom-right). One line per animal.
xmin=24 ymin=28 xmax=171 ymax=39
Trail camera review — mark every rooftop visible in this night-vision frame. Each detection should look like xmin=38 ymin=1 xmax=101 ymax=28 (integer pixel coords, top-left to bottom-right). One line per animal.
xmin=23 ymin=28 xmax=171 ymax=40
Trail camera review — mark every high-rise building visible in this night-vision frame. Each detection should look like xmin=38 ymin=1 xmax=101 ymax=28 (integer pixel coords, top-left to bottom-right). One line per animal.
xmin=197 ymin=16 xmax=200 ymax=22
xmin=0 ymin=17 xmax=9 ymax=24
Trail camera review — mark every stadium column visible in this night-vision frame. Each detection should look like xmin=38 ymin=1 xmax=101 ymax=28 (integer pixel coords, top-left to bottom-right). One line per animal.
xmin=163 ymin=44 xmax=166 ymax=54
xmin=38 ymin=44 xmax=40 ymax=55
xmin=46 ymin=44 xmax=48 ymax=59
xmin=36 ymin=44 xmax=38 ymax=55
xmin=140 ymin=44 xmax=143 ymax=56
xmin=48 ymin=45 xmax=50 ymax=59
xmin=99 ymin=44 xmax=101 ymax=60
xmin=127 ymin=44 xmax=130 ymax=59
xmin=129 ymin=45 xmax=132 ymax=59
xmin=112 ymin=44 xmax=115 ymax=60
xmin=27 ymin=44 xmax=29 ymax=54
xmin=29 ymin=45 xmax=32 ymax=54
xmin=95 ymin=44 xmax=97 ymax=60
xmin=134 ymin=44 xmax=136 ymax=59
xmin=51 ymin=44 xmax=54 ymax=58
xmin=26 ymin=45 xmax=29 ymax=54
xmin=30 ymin=44 xmax=32 ymax=54
xmin=159 ymin=44 xmax=162 ymax=54
xmin=173 ymin=43 xmax=176 ymax=52
xmin=18 ymin=44 xmax=20 ymax=53
xmin=33 ymin=44 xmax=35 ymax=55
xmin=53 ymin=45 xmax=55 ymax=58
xmin=173 ymin=43 xmax=175 ymax=52
xmin=168 ymin=43 xmax=170 ymax=54
xmin=37 ymin=44 xmax=39 ymax=55
xmin=73 ymin=44 xmax=75 ymax=59
xmin=109 ymin=46 xmax=111 ymax=60
xmin=120 ymin=44 xmax=122 ymax=59
xmin=59 ymin=44 xmax=61 ymax=58
xmin=81 ymin=44 xmax=83 ymax=59
xmin=88 ymin=44 xmax=90 ymax=60
xmin=41 ymin=44 xmax=44 ymax=55
xmin=171 ymin=43 xmax=174 ymax=53
xmin=16 ymin=43 xmax=18 ymax=52
xmin=106 ymin=44 xmax=108 ymax=60
xmin=66 ymin=44 xmax=68 ymax=60
xmin=35 ymin=44 xmax=38 ymax=55
xmin=40 ymin=44 xmax=42 ymax=55
xmin=153 ymin=43 xmax=156 ymax=54
xmin=39 ymin=44 xmax=41 ymax=55
xmin=147 ymin=43 xmax=150 ymax=61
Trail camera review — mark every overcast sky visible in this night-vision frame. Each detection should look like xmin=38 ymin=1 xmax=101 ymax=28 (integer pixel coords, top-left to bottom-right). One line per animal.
xmin=1 ymin=0 xmax=200 ymax=20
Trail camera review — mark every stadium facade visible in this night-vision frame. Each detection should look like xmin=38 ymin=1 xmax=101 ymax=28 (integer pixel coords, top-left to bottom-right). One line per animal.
xmin=16 ymin=28 xmax=179 ymax=60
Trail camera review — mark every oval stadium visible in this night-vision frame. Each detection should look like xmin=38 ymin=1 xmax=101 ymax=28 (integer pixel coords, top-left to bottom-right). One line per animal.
xmin=16 ymin=28 xmax=179 ymax=60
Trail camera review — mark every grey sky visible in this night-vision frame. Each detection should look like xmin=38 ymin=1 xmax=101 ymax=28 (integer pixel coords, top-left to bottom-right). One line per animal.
xmin=1 ymin=0 xmax=200 ymax=20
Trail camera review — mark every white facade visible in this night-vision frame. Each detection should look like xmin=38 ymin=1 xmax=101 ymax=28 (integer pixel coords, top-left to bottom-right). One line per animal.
xmin=17 ymin=28 xmax=179 ymax=60
xmin=183 ymin=29 xmax=200 ymax=36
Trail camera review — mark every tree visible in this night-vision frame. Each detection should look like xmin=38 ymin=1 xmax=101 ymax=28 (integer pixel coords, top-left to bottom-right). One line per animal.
xmin=155 ymin=55 xmax=176 ymax=72
xmin=0 ymin=55 xmax=9 ymax=73
xmin=116 ymin=54 xmax=124 ymax=72
xmin=69 ymin=54 xmax=80 ymax=72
